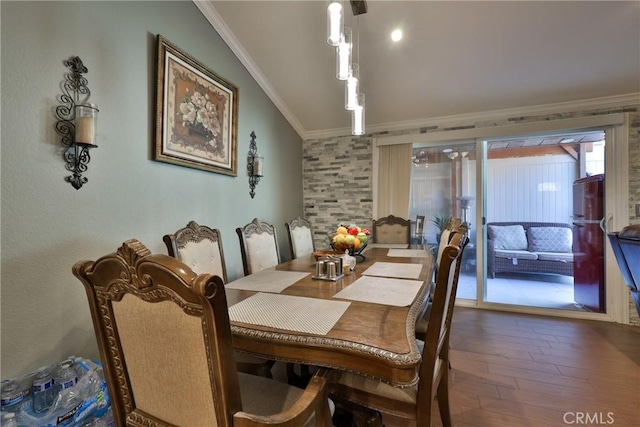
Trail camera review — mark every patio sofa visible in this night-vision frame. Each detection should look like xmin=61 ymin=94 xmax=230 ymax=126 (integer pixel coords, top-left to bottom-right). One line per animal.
xmin=487 ymin=222 xmax=574 ymax=279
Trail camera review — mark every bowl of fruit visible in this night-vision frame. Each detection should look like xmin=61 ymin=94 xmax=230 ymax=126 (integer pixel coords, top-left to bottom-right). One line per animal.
xmin=331 ymin=223 xmax=371 ymax=258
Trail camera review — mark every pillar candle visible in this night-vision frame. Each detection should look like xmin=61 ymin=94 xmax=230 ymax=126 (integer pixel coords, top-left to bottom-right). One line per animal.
xmin=254 ymin=157 xmax=264 ymax=177
xmin=76 ymin=117 xmax=96 ymax=145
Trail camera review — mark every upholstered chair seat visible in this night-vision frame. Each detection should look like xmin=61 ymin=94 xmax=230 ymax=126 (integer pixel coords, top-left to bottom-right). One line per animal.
xmin=239 ymin=372 xmax=335 ymax=425
xmin=332 ymin=339 xmax=426 ymax=409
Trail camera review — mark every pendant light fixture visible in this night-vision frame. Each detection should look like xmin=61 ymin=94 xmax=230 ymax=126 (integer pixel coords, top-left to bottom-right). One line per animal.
xmin=327 ymin=0 xmax=367 ymax=135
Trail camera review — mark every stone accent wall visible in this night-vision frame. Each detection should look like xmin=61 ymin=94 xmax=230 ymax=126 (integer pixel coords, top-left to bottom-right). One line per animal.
xmin=303 ymin=104 xmax=640 ymax=325
xmin=303 ymin=136 xmax=373 ymax=248
xmin=627 ymin=112 xmax=640 ymax=325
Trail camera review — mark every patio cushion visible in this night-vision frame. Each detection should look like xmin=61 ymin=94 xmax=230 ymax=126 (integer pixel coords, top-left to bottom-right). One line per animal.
xmin=488 ymin=225 xmax=528 ymax=250
xmin=536 ymin=252 xmax=573 ymax=262
xmin=494 ymin=249 xmax=539 ymax=260
xmin=528 ymin=227 xmax=572 ymax=253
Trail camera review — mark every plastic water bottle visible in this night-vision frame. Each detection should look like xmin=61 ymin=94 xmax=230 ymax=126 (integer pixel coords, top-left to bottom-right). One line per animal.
xmin=32 ymin=367 xmax=54 ymax=413
xmin=81 ymin=417 xmax=98 ymax=427
xmin=1 ymin=413 xmax=19 ymax=427
xmin=0 ymin=380 xmax=23 ymax=415
xmin=102 ymin=407 xmax=114 ymax=427
xmin=53 ymin=361 xmax=77 ymax=396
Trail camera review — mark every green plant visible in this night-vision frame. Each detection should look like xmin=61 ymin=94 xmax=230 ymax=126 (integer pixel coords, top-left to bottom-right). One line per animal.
xmin=430 ymin=214 xmax=452 ymax=232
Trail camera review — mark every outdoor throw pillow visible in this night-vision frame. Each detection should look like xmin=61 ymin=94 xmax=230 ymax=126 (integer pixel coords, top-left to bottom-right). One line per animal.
xmin=488 ymin=225 xmax=528 ymax=250
xmin=528 ymin=227 xmax=572 ymax=253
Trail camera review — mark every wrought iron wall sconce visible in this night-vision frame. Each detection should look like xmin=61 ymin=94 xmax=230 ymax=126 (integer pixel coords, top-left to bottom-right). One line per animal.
xmin=55 ymin=56 xmax=99 ymax=190
xmin=247 ymin=131 xmax=264 ymax=198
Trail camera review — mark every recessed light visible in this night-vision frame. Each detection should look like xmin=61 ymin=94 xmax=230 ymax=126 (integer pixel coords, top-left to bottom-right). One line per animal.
xmin=442 ymin=148 xmax=453 ymax=153
xmin=391 ymin=29 xmax=403 ymax=42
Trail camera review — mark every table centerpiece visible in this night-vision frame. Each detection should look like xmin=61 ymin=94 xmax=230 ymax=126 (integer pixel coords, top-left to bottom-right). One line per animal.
xmin=330 ymin=223 xmax=371 ymax=259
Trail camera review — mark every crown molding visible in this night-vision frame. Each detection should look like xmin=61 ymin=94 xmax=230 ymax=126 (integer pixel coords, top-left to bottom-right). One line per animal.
xmin=194 ymin=0 xmax=307 ymax=139
xmin=306 ymin=93 xmax=640 ymax=140
xmin=193 ymin=0 xmax=638 ymax=142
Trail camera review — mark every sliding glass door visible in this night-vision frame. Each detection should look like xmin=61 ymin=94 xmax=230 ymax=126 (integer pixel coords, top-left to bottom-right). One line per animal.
xmin=482 ymin=132 xmax=606 ymax=312
xmin=408 ymin=142 xmax=477 ymax=300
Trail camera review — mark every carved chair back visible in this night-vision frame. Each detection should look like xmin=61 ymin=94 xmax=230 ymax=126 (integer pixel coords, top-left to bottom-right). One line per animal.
xmin=74 ymin=239 xmax=333 ymax=426
xmin=236 ymin=218 xmax=280 ymax=276
xmin=435 ymin=218 xmax=468 ymax=278
xmin=416 ymin=231 xmax=468 ymax=425
xmin=414 ymin=215 xmax=426 ymax=244
xmin=285 ymin=217 xmax=316 ymax=259
xmin=163 ymin=220 xmax=228 ymax=283
xmin=73 ymin=239 xmax=242 ymax=426
xmin=372 ymin=215 xmax=411 ymax=244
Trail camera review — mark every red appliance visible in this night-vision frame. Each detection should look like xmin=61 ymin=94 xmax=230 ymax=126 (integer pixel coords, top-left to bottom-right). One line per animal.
xmin=572 ymin=174 xmax=605 ymax=312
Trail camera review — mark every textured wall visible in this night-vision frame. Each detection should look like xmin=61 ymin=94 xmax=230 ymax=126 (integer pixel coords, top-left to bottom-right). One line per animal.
xmin=627 ymin=112 xmax=640 ymax=324
xmin=1 ymin=1 xmax=304 ymax=378
xmin=303 ymin=136 xmax=373 ymax=246
xmin=303 ymin=106 xmax=640 ymax=324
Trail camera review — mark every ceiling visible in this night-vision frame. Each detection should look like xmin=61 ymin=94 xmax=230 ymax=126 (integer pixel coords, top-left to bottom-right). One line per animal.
xmin=199 ymin=1 xmax=640 ymax=139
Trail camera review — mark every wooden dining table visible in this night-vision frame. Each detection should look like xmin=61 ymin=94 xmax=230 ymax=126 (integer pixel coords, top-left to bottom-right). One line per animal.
xmin=225 ymin=246 xmax=434 ymax=387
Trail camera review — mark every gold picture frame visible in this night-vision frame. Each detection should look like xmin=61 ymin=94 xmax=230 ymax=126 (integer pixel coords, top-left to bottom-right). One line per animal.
xmin=155 ymin=35 xmax=238 ymax=176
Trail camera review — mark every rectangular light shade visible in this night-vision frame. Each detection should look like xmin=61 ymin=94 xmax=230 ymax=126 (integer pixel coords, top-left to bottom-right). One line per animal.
xmin=352 ymin=93 xmax=365 ymax=136
xmin=327 ymin=2 xmax=343 ymax=47
xmin=345 ymin=64 xmax=359 ymax=110
xmin=336 ymin=27 xmax=352 ymax=80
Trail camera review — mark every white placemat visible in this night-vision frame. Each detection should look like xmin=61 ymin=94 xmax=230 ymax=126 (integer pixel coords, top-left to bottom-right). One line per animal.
xmin=333 ymin=276 xmax=424 ymax=307
xmin=361 ymin=262 xmax=423 ymax=279
xmin=229 ymin=293 xmax=351 ymax=335
xmin=226 ymin=270 xmax=310 ymax=294
xmin=387 ymin=249 xmax=431 ymax=258
xmin=362 ymin=243 xmax=409 ymax=253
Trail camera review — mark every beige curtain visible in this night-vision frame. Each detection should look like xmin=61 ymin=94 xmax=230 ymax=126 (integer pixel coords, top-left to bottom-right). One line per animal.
xmin=377 ymin=144 xmax=412 ymax=219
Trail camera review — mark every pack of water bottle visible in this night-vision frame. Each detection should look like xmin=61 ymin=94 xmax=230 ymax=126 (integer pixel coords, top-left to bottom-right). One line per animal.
xmin=0 ymin=356 xmax=112 ymax=427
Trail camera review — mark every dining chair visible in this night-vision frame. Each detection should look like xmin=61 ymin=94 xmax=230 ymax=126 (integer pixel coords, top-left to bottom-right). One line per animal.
xmin=371 ymin=215 xmax=411 ymax=244
xmin=163 ymin=220 xmax=229 ymax=283
xmin=414 ymin=214 xmax=426 ymax=245
xmin=236 ymin=218 xmax=281 ymax=276
xmin=163 ymin=220 xmax=274 ymax=378
xmin=73 ymin=239 xmax=334 ymax=427
xmin=329 ymin=232 xmax=469 ymax=427
xmin=434 ymin=218 xmax=468 ymax=285
xmin=285 ymin=216 xmax=316 ymax=259
xmin=415 ymin=217 xmax=468 ymax=341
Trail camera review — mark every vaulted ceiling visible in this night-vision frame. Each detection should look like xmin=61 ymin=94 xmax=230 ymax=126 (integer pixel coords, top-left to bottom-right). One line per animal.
xmin=198 ymin=1 xmax=640 ymax=139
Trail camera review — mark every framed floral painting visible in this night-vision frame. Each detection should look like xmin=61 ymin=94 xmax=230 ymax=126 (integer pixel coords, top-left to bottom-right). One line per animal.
xmin=155 ymin=35 xmax=238 ymax=176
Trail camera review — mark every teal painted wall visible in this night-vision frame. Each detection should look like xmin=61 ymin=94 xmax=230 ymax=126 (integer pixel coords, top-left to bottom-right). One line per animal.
xmin=1 ymin=1 xmax=303 ymax=378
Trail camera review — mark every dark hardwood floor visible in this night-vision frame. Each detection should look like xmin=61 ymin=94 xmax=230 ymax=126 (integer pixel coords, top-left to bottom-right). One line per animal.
xmin=384 ymin=307 xmax=640 ymax=427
